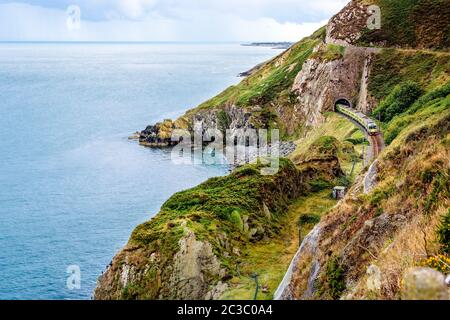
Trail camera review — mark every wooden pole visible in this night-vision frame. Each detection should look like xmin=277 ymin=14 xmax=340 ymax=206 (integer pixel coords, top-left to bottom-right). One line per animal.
xmin=299 ymin=225 xmax=303 ymax=247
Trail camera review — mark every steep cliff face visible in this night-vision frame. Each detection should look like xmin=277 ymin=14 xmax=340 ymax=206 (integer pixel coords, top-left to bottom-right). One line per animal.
xmin=291 ymin=45 xmax=379 ymax=126
xmin=326 ymin=0 xmax=372 ymax=47
xmin=94 ymin=156 xmax=344 ymax=300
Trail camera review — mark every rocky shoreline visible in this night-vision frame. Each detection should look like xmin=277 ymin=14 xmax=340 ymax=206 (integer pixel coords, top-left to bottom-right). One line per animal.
xmin=129 ymin=127 xmax=297 ymax=168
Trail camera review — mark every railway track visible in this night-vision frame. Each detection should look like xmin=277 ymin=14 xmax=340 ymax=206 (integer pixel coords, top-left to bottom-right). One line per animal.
xmin=368 ymin=133 xmax=384 ymax=159
xmin=335 ymin=110 xmax=384 ymax=163
xmin=335 ymin=109 xmax=385 ymax=193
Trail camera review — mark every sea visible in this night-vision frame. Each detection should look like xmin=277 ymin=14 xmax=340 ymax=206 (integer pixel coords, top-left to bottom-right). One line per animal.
xmin=0 ymin=42 xmax=281 ymax=299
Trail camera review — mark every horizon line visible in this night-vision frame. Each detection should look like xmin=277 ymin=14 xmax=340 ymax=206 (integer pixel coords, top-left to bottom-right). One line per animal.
xmin=0 ymin=40 xmax=293 ymax=44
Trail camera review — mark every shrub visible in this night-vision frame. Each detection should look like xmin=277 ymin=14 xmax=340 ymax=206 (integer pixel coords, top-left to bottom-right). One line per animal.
xmin=309 ymin=179 xmax=332 ymax=192
xmin=229 ymin=210 xmax=244 ymax=231
xmin=421 ymin=254 xmax=450 ymax=274
xmin=298 ymin=214 xmax=320 ymax=226
xmin=217 ymin=110 xmax=232 ymax=132
xmin=423 ymin=174 xmax=448 ymax=214
xmin=407 ymin=81 xmax=450 ymax=114
xmin=325 ymin=256 xmax=346 ymax=300
xmin=372 ymin=81 xmax=422 ymax=122
xmin=383 ymin=82 xmax=450 ymax=144
xmin=437 ymin=209 xmax=450 ymax=254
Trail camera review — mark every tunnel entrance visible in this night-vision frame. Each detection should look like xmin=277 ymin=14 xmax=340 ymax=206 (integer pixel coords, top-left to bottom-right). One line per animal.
xmin=334 ymin=98 xmax=352 ymax=111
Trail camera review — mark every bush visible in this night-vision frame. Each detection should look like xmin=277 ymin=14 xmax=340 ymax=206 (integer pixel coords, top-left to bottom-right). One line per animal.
xmin=372 ymin=81 xmax=422 ymax=122
xmin=407 ymin=81 xmax=450 ymax=114
xmin=298 ymin=214 xmax=320 ymax=226
xmin=217 ymin=110 xmax=232 ymax=132
xmin=422 ymin=254 xmax=450 ymax=274
xmin=438 ymin=209 xmax=450 ymax=254
xmin=325 ymin=256 xmax=346 ymax=300
xmin=383 ymin=82 xmax=450 ymax=145
xmin=229 ymin=210 xmax=244 ymax=231
xmin=309 ymin=179 xmax=332 ymax=192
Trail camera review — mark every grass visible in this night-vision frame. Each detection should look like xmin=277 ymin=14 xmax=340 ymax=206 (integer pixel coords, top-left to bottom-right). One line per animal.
xmin=357 ymin=0 xmax=450 ymax=50
xmin=310 ymin=44 xmax=346 ymax=62
xmin=290 ymin=113 xmax=366 ymax=179
xmin=291 ymin=113 xmax=358 ymax=158
xmin=120 ymin=152 xmax=346 ymax=299
xmin=220 ymin=190 xmax=337 ymax=300
xmin=368 ymin=49 xmax=450 ymax=102
xmin=381 ymin=81 xmax=450 ymax=144
xmin=372 ymin=81 xmax=423 ymax=122
xmin=438 ymin=209 xmax=450 ymax=254
xmin=190 ymin=36 xmax=321 ymax=112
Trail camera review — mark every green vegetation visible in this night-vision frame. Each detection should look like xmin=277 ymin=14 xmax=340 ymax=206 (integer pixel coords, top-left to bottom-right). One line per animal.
xmin=229 ymin=210 xmax=244 ymax=231
xmin=372 ymin=81 xmax=422 ymax=122
xmin=368 ymin=49 xmax=450 ymax=101
xmin=291 ymin=113 xmax=360 ymax=158
xmin=380 ymin=81 xmax=450 ymax=144
xmin=124 ymin=154 xmax=346 ymax=299
xmin=217 ymin=110 xmax=232 ymax=132
xmin=193 ymin=36 xmax=320 ymax=112
xmin=324 ymin=256 xmax=346 ymax=300
xmin=438 ymin=209 xmax=450 ymax=254
xmin=310 ymin=44 xmax=345 ymax=62
xmin=298 ymin=213 xmax=321 ymax=225
xmin=221 ymin=190 xmax=337 ymax=300
xmin=290 ymin=113 xmax=367 ymax=183
xmin=160 ymin=159 xmax=296 ymax=224
xmin=345 ymin=129 xmax=369 ymax=146
xmin=358 ymin=0 xmax=450 ymax=49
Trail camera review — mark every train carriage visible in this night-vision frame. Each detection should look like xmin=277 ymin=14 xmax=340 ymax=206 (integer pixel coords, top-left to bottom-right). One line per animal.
xmin=335 ymin=104 xmax=379 ymax=136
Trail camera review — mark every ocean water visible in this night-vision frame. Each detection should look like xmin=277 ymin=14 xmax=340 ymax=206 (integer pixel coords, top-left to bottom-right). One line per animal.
xmin=0 ymin=43 xmax=280 ymax=300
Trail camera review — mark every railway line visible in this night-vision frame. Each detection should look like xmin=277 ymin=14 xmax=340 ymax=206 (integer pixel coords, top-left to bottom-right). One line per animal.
xmin=335 ymin=103 xmax=384 ymax=163
xmin=334 ymin=102 xmax=385 ymax=194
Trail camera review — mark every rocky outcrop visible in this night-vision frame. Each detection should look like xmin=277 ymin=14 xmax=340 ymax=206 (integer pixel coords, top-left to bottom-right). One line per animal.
xmin=274 ymin=225 xmax=322 ymax=300
xmin=168 ymin=230 xmax=227 ymax=300
xmin=94 ymin=229 xmax=227 ymax=300
xmin=326 ymin=1 xmax=371 ymax=47
xmin=291 ymin=45 xmax=377 ymax=125
xmin=401 ymin=268 xmax=449 ymax=300
xmin=139 ymin=119 xmax=177 ymax=147
xmin=138 ymin=105 xmax=262 ymax=147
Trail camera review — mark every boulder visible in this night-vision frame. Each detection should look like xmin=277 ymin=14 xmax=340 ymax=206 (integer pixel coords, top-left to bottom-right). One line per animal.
xmin=401 ymin=267 xmax=449 ymax=300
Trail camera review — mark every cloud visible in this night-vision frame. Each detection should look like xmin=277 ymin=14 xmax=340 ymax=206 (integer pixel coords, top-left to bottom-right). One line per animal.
xmin=0 ymin=0 xmax=348 ymax=41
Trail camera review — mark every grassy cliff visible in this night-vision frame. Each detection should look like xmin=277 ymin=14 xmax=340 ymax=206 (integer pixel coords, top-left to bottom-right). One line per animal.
xmin=297 ymin=82 xmax=450 ymax=300
xmin=358 ymin=0 xmax=450 ymax=49
xmin=95 ymin=154 xmax=346 ymax=300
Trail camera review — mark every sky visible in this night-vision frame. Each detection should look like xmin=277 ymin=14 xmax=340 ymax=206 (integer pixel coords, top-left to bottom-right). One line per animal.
xmin=0 ymin=0 xmax=349 ymax=42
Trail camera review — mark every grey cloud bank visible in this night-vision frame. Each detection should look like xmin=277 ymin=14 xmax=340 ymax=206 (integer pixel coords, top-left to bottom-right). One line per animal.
xmin=0 ymin=0 xmax=347 ymax=41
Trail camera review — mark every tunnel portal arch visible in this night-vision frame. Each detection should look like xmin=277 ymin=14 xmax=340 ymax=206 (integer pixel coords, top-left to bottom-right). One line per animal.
xmin=334 ymin=98 xmax=352 ymax=111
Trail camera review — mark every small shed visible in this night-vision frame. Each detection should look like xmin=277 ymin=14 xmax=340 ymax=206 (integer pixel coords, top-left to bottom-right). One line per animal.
xmin=332 ymin=186 xmax=346 ymax=200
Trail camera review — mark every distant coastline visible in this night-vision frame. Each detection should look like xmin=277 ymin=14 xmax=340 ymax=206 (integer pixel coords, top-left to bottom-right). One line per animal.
xmin=241 ymin=42 xmax=294 ymax=49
